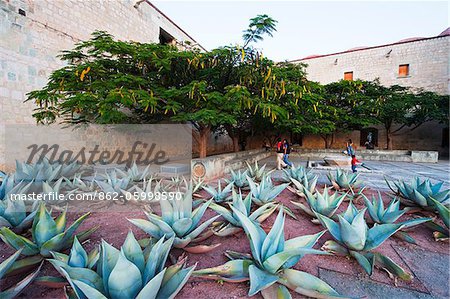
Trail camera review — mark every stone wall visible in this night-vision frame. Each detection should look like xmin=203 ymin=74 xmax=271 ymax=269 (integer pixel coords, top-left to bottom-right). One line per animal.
xmin=0 ymin=0 xmax=200 ymax=167
xmin=299 ymin=35 xmax=449 ymax=95
xmin=294 ymin=34 xmax=449 ymax=156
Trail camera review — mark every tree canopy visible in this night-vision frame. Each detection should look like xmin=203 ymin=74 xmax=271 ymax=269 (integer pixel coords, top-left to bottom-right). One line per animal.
xmin=26 ymin=16 xmax=449 ymax=155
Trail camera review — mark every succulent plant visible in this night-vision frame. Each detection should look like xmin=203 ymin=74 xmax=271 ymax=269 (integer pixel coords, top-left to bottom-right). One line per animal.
xmin=96 ymin=170 xmax=131 ymax=194
xmin=287 ymin=174 xmax=318 ymax=198
xmin=246 ymin=161 xmax=272 ymax=182
xmin=385 ymin=177 xmax=449 ymax=210
xmin=327 ymin=169 xmax=364 ymax=192
xmin=281 ymin=165 xmax=315 ymax=184
xmin=291 ymin=187 xmax=346 ymax=223
xmin=116 ymin=161 xmax=152 ymax=182
xmin=316 ymin=202 xmax=413 ymax=280
xmin=0 ymin=203 xmax=96 ymax=260
xmin=194 ymin=208 xmax=345 ymax=298
xmin=0 ymin=196 xmax=39 ymax=233
xmin=210 ymin=189 xmax=277 ymax=236
xmin=129 ymin=187 xmax=220 ymax=253
xmin=47 ymin=231 xmax=195 ymax=299
xmin=426 ymin=197 xmax=449 ymax=241
xmin=362 ymin=192 xmax=431 ymax=244
xmin=247 ymin=175 xmax=289 ymax=206
xmin=63 ymin=173 xmax=96 ymax=192
xmin=14 ymin=159 xmax=82 ymax=182
xmin=0 ymin=249 xmax=42 ymax=299
xmin=1 ymin=174 xmax=33 ymax=200
xmin=203 ymin=180 xmax=233 ymax=203
xmin=226 ymin=169 xmax=250 ymax=190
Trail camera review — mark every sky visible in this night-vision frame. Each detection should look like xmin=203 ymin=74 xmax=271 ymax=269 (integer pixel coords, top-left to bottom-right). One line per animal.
xmin=153 ymin=1 xmax=449 ymax=61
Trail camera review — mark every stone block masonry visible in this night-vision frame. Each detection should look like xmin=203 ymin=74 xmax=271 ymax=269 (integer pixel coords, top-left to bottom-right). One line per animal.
xmin=0 ymin=0 xmax=200 ymax=167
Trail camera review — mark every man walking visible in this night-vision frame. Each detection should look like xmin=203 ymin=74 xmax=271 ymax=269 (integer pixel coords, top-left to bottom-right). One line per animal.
xmin=276 ymin=138 xmax=287 ymax=170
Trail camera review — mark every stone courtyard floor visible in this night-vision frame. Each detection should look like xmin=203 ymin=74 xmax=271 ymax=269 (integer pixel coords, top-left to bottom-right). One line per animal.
xmin=258 ymin=153 xmax=449 ymax=298
xmin=261 ymin=153 xmax=450 ymax=191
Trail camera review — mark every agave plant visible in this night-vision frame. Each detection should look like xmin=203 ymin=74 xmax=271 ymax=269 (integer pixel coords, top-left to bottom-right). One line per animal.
xmin=316 ymin=202 xmax=413 ymax=280
xmin=246 ymin=161 xmax=272 ymax=182
xmin=116 ymin=162 xmax=152 ymax=182
xmin=0 ymin=203 xmax=96 ymax=260
xmin=129 ymin=187 xmax=220 ymax=253
xmin=0 ymin=196 xmax=39 ymax=233
xmin=426 ymin=197 xmax=449 ymax=241
xmin=47 ymin=231 xmax=195 ymax=299
xmin=226 ymin=169 xmax=250 ymax=190
xmin=291 ymin=187 xmax=346 ymax=223
xmin=210 ymin=189 xmax=277 ymax=236
xmin=327 ymin=169 xmax=365 ymax=199
xmin=1 ymin=174 xmax=33 ymax=200
xmin=14 ymin=159 xmax=82 ymax=182
xmin=96 ymin=170 xmax=131 ymax=193
xmin=0 ymin=249 xmax=42 ymax=299
xmin=42 ymin=177 xmax=78 ymax=201
xmin=281 ymin=165 xmax=315 ymax=184
xmin=287 ymin=175 xmax=319 ymax=199
xmin=63 ymin=173 xmax=96 ymax=192
xmin=362 ymin=192 xmax=431 ymax=244
xmin=203 ymin=180 xmax=233 ymax=203
xmin=385 ymin=177 xmax=449 ymax=210
xmin=247 ymin=175 xmax=289 ymax=206
xmin=194 ymin=208 xmax=345 ymax=298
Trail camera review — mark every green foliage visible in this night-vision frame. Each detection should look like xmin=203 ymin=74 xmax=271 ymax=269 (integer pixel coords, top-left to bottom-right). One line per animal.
xmin=0 ymin=249 xmax=42 ymax=299
xmin=317 ymin=203 xmax=412 ymax=280
xmin=247 ymin=175 xmax=289 ymax=206
xmin=291 ymin=187 xmax=346 ymax=221
xmin=0 ymin=197 xmax=38 ymax=234
xmin=128 ymin=187 xmax=220 ymax=252
xmin=48 ymin=232 xmax=194 ymax=299
xmin=203 ymin=180 xmax=233 ymax=203
xmin=194 ymin=208 xmax=344 ymax=298
xmin=385 ymin=177 xmax=449 ymax=209
xmin=210 ymin=189 xmax=277 ymax=236
xmin=0 ymin=203 xmax=95 ymax=258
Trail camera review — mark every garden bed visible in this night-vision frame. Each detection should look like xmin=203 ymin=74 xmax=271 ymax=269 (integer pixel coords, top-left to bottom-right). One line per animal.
xmin=1 ymin=185 xmax=447 ymax=298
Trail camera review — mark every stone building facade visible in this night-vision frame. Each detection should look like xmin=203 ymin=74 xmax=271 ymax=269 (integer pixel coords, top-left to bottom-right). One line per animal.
xmin=0 ymin=0 xmax=204 ymax=166
xmin=292 ymin=29 xmax=450 ymax=155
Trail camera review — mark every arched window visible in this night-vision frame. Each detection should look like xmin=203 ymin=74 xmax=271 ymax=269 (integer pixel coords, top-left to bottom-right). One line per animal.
xmin=360 ymin=128 xmax=378 ymax=149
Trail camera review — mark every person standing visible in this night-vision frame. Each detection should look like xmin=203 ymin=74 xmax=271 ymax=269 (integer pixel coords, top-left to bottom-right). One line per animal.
xmin=346 ymin=139 xmax=355 ymax=156
xmin=283 ymin=139 xmax=293 ymax=168
xmin=276 ymin=138 xmax=287 ymax=170
xmin=351 ymin=154 xmax=361 ymax=173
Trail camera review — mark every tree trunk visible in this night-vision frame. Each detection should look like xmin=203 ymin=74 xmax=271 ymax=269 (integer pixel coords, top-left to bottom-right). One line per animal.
xmin=198 ymin=126 xmax=210 ymax=158
xmin=321 ymin=135 xmax=332 ymax=149
xmin=385 ymin=125 xmax=393 ymax=150
xmin=232 ymin=136 xmax=239 ymax=152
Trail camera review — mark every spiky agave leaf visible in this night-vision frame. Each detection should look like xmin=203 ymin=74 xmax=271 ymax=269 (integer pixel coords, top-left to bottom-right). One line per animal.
xmin=203 ymin=180 xmax=233 ymax=203
xmin=226 ymin=169 xmax=250 ymax=190
xmin=0 ymin=203 xmax=95 ymax=259
xmin=248 ymin=175 xmax=289 ymax=206
xmin=129 ymin=187 xmax=219 ymax=251
xmin=427 ymin=197 xmax=449 ymax=241
xmin=385 ymin=176 xmax=449 ymax=209
xmin=0 ymin=248 xmax=43 ymax=299
xmin=194 ymin=208 xmax=341 ymax=298
xmin=49 ymin=232 xmax=194 ymax=299
xmin=316 ymin=203 xmax=412 ymax=279
xmin=327 ymin=169 xmax=363 ymax=192
xmin=211 ymin=189 xmax=277 ymax=236
xmin=246 ymin=160 xmax=273 ymax=182
xmin=291 ymin=187 xmax=346 ymax=221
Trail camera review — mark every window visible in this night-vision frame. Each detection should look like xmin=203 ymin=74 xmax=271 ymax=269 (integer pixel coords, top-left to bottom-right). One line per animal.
xmin=344 ymin=72 xmax=353 ymax=81
xmin=398 ymin=64 xmax=409 ymax=77
xmin=159 ymin=28 xmax=175 ymax=45
xmin=290 ymin=132 xmax=303 ymax=146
